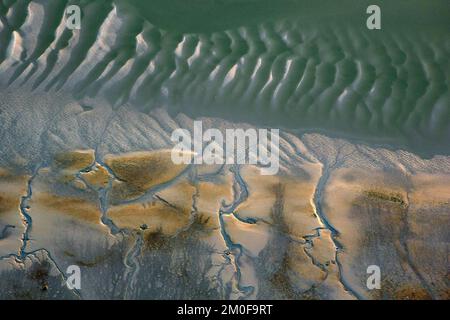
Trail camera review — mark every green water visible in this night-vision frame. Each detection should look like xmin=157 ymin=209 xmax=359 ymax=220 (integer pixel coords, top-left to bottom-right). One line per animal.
xmin=0 ymin=0 xmax=449 ymax=155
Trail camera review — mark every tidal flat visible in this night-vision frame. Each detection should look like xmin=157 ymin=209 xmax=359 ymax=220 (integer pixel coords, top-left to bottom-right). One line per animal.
xmin=0 ymin=0 xmax=448 ymax=299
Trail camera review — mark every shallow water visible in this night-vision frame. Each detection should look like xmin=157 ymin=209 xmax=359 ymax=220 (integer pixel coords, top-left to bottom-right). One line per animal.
xmin=0 ymin=0 xmax=449 ymax=300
